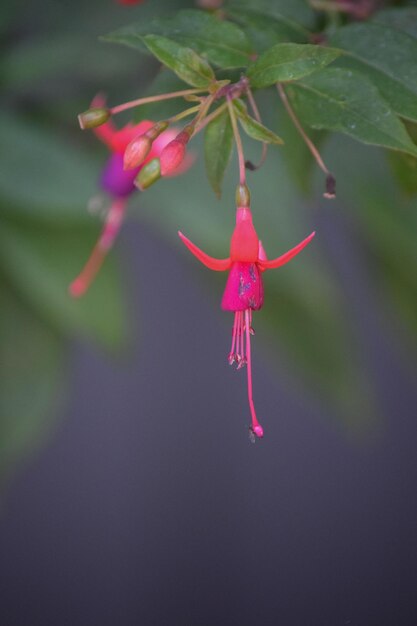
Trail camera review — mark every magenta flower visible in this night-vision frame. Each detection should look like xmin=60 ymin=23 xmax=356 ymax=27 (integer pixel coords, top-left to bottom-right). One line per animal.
xmin=70 ymin=96 xmax=180 ymax=297
xmin=179 ymin=206 xmax=315 ymax=439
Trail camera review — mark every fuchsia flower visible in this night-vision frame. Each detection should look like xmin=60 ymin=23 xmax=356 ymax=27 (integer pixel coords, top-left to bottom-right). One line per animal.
xmin=70 ymin=96 xmax=181 ymax=297
xmin=179 ymin=206 xmax=315 ymax=439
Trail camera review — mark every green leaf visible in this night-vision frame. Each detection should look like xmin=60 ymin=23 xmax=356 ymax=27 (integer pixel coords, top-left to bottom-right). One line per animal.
xmin=234 ymin=99 xmax=284 ymax=144
xmin=225 ymin=0 xmax=315 ymax=30
xmin=372 ymin=7 xmax=417 ymax=40
xmin=0 ymin=113 xmax=98 ymax=224
xmin=142 ymin=35 xmax=215 ymax=88
xmin=286 ymin=67 xmax=417 ymax=157
xmin=105 ymin=9 xmax=252 ymax=69
xmin=226 ymin=7 xmax=309 ymax=52
xmin=0 ymin=215 xmax=127 ymax=350
xmin=329 ymin=23 xmax=417 ymax=122
xmin=386 ymin=121 xmax=417 ymax=196
xmin=0 ymin=277 xmax=65 ymax=479
xmin=204 ymin=109 xmax=234 ymax=198
xmin=247 ymin=43 xmax=342 ymax=88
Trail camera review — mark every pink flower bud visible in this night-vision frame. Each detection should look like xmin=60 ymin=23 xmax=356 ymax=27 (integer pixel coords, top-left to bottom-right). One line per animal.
xmin=123 ymin=135 xmax=152 ymax=170
xmin=123 ymin=121 xmax=169 ymax=170
xmin=159 ymin=130 xmax=191 ymax=176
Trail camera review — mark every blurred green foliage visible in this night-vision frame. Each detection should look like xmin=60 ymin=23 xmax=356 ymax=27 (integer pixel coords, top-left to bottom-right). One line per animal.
xmin=1 ymin=0 xmax=417 ymax=479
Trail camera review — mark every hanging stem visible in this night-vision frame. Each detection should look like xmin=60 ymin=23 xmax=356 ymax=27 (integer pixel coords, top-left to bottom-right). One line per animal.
xmin=277 ymin=83 xmax=335 ymax=198
xmin=110 ymin=88 xmax=206 ymax=115
xmin=227 ymin=97 xmax=246 ymax=186
xmin=246 ymin=86 xmax=268 ymax=171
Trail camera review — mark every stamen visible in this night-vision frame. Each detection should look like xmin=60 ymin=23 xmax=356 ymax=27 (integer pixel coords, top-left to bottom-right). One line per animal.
xmin=228 ymin=312 xmax=239 ymax=364
xmin=235 ymin=312 xmax=241 ymax=365
xmin=245 ymin=309 xmax=264 ymax=438
xmin=69 ymin=198 xmax=126 ymax=298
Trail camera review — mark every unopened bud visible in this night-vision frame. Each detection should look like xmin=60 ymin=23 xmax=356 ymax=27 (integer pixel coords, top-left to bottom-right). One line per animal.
xmin=147 ymin=120 xmax=169 ymax=141
xmin=323 ymin=173 xmax=336 ymax=199
xmin=135 ymin=158 xmax=161 ymax=191
xmin=160 ymin=141 xmax=186 ymax=176
xmin=235 ymin=183 xmax=251 ymax=208
xmin=124 ymin=135 xmax=152 ymax=170
xmin=78 ymin=107 xmax=111 ymax=130
xmin=160 ymin=130 xmax=191 ymax=176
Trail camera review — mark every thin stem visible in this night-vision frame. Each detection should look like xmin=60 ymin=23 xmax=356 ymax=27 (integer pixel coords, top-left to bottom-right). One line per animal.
xmin=194 ymin=102 xmax=228 ymax=134
xmin=246 ymin=86 xmax=268 ymax=170
xmin=168 ymin=105 xmax=201 ymax=124
xmin=110 ymin=88 xmax=206 ymax=115
xmin=190 ymin=93 xmax=216 ymax=133
xmin=277 ymin=83 xmax=335 ymax=197
xmin=227 ymin=98 xmax=246 ymax=186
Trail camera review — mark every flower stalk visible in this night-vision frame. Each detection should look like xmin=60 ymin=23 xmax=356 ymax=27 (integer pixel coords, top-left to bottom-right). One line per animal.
xmin=277 ymin=83 xmax=336 ymax=198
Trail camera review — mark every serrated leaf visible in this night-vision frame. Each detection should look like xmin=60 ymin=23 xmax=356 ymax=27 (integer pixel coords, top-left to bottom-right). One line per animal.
xmin=234 ymin=99 xmax=284 ymax=144
xmin=0 ymin=215 xmax=127 ymax=350
xmin=142 ymin=35 xmax=215 ymax=88
xmin=226 ymin=7 xmax=309 ymax=52
xmin=0 ymin=277 xmax=65 ymax=478
xmin=105 ymin=9 xmax=252 ymax=69
xmin=204 ymin=109 xmax=234 ymax=198
xmin=247 ymin=43 xmax=342 ymax=88
xmin=329 ymin=23 xmax=417 ymax=122
xmin=286 ymin=67 xmax=417 ymax=157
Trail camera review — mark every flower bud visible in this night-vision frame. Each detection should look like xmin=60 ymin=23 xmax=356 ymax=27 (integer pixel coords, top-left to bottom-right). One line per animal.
xmin=135 ymin=158 xmax=161 ymax=191
xmin=123 ymin=121 xmax=170 ymax=170
xmin=235 ymin=183 xmax=251 ymax=208
xmin=78 ymin=107 xmax=111 ymax=130
xmin=159 ymin=130 xmax=191 ymax=176
xmin=147 ymin=120 xmax=169 ymax=141
xmin=124 ymin=135 xmax=153 ymax=170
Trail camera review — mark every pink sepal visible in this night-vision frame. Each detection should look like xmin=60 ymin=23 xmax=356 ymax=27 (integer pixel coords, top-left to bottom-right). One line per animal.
xmin=178 ymin=231 xmax=231 ymax=272
xmin=258 ymin=231 xmax=315 ymax=270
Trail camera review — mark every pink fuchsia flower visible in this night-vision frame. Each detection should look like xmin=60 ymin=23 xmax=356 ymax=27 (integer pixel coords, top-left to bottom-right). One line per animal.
xmin=69 ymin=97 xmax=181 ymax=298
xmin=179 ymin=206 xmax=315 ymax=439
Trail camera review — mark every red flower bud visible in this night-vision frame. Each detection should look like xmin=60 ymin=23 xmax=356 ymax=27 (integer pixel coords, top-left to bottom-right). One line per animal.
xmin=159 ymin=131 xmax=190 ymax=176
